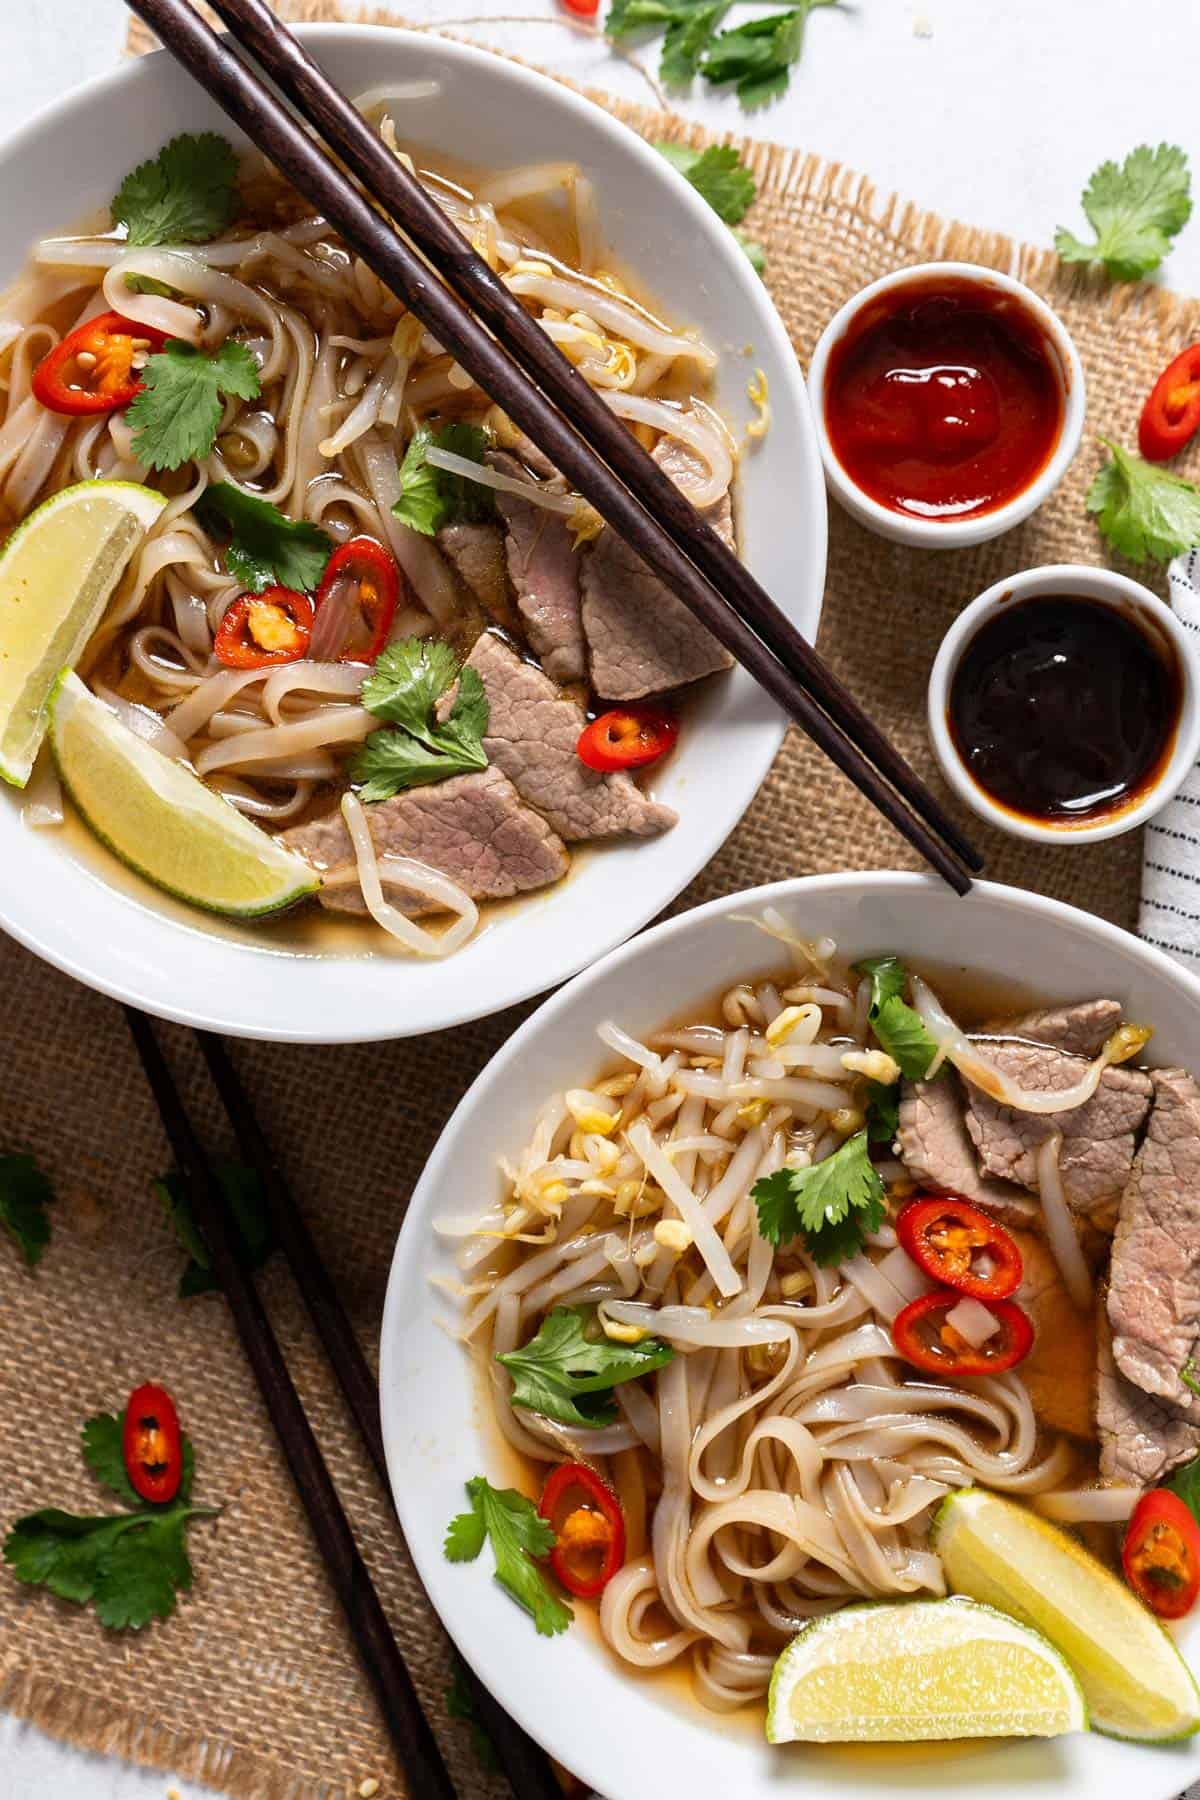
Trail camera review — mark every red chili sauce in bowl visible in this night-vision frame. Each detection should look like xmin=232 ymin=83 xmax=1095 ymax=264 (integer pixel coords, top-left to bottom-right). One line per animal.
xmin=823 ymin=276 xmax=1064 ymax=522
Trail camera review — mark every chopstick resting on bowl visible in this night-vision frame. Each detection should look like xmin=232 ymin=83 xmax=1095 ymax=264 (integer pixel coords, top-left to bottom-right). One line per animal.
xmin=126 ymin=1009 xmax=564 ymax=1800
xmin=124 ymin=0 xmax=982 ymax=895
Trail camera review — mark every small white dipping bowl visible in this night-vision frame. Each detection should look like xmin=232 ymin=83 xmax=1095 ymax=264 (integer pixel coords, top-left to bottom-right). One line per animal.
xmin=928 ymin=563 xmax=1200 ymax=845
xmin=807 ymin=261 xmax=1086 ymax=549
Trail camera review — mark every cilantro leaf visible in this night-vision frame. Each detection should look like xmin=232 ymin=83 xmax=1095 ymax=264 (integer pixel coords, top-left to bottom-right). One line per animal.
xmin=444 ymin=1476 xmax=572 ymax=1637
xmin=865 ymin=1080 xmax=900 ymax=1145
xmin=654 ymin=143 xmax=755 ymax=224
xmin=4 ymin=1510 xmax=144 ymax=1605
xmin=195 ymin=484 xmax=332 ymax=594
xmin=352 ymin=640 xmax=489 ymax=803
xmin=393 ymin=423 xmax=494 ymax=537
xmin=81 ymin=1413 xmax=140 ymax=1508
xmin=0 ymin=1152 xmax=53 ymax=1268
xmin=1182 ymin=1358 xmax=1200 ymax=1401
xmin=607 ymin=0 xmax=696 ymax=36
xmin=92 ymin=1509 xmax=194 ymax=1630
xmin=1055 ymin=144 xmax=1191 ymax=281
xmin=701 ymin=4 xmax=833 ymax=109
xmin=155 ymin=1160 xmax=274 ymax=1298
xmin=661 ymin=3 xmax=729 ymax=85
xmin=112 ymin=132 xmax=240 ymax=248
xmin=732 ymin=231 xmax=767 ymax=275
xmin=445 ymin=1663 xmax=500 ymax=1773
xmin=496 ymin=1306 xmax=674 ymax=1430
xmin=1168 ymin=1451 xmax=1200 ymax=1522
xmin=1087 ymin=438 xmax=1200 ymax=564
xmin=128 ymin=340 xmax=260 ymax=472
xmin=855 ymin=955 xmax=939 ymax=1081
xmin=752 ymin=1132 xmax=886 ymax=1266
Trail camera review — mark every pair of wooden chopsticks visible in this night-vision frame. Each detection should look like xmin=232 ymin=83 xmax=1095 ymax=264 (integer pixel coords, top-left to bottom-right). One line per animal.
xmin=124 ymin=1007 xmax=563 ymax=1800
xmin=125 ymin=0 xmax=982 ymax=894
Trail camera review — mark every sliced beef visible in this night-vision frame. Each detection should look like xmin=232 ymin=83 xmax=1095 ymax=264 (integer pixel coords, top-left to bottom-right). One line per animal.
xmin=897 ymin=1072 xmax=1038 ymax=1225
xmin=580 ymin=438 xmax=735 ymax=700
xmin=1108 ymin=1068 xmax=1200 ymax=1409
xmin=983 ymin=998 xmax=1123 ymax=1058
xmin=465 ymin=633 xmax=675 ymax=843
xmin=963 ymin=1042 xmax=1151 ymax=1220
xmin=490 ymin=454 xmax=587 ymax=690
xmin=1097 ymin=1311 xmax=1200 ymax=1485
xmin=437 ymin=520 xmax=522 ymax=637
xmin=278 ymin=766 xmax=569 ymax=917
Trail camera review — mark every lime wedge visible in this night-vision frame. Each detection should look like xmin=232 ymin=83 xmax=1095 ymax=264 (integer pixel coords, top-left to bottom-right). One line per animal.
xmin=934 ymin=1487 xmax=1200 ymax=1741
xmin=0 ymin=479 xmax=167 ymax=787
xmin=49 ymin=671 xmax=319 ymax=918
xmin=766 ymin=1596 xmax=1085 ymax=1743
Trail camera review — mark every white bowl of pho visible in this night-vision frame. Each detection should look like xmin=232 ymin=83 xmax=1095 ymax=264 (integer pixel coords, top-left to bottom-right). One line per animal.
xmin=382 ymin=871 xmax=1200 ymax=1798
xmin=0 ymin=27 xmax=825 ymax=1041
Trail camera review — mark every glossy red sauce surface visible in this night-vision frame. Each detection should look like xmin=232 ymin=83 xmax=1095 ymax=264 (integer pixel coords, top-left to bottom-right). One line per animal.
xmin=824 ymin=276 xmax=1064 ymax=521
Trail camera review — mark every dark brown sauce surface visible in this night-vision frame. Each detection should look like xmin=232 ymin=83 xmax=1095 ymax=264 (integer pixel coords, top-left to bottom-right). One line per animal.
xmin=948 ymin=593 xmax=1180 ymax=823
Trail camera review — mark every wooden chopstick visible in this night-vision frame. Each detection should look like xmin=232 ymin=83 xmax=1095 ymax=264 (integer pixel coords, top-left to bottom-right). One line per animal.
xmin=193 ymin=1030 xmax=565 ymax=1800
xmin=125 ymin=0 xmax=978 ymax=894
xmin=123 ymin=1008 xmax=460 ymax=1800
xmin=202 ymin=0 xmax=983 ymax=881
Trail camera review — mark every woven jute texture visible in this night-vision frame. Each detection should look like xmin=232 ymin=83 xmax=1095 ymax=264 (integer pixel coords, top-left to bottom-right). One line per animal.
xmin=1 ymin=6 xmax=1197 ymax=1795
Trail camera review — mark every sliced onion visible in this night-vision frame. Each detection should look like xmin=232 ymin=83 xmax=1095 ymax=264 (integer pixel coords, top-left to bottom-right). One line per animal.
xmin=1034 ymin=1487 xmax=1142 ymax=1523
xmin=1034 ymin=1133 xmax=1093 ymax=1311
xmin=944 ymin=1296 xmax=1002 ymax=1348
xmin=910 ymin=975 xmax=1115 ymax=1114
xmin=340 ymin=792 xmax=477 ymax=957
xmin=22 ymin=754 xmax=63 ymax=828
xmin=95 ymin=685 xmax=188 ymax=762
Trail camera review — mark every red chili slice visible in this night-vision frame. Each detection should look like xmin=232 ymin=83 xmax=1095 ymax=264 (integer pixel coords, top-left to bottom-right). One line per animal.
xmin=896 ymin=1193 xmax=1022 ymax=1300
xmin=576 ymin=705 xmax=678 ymax=773
xmin=891 ymin=1290 xmax=1033 ymax=1377
xmin=32 ymin=311 xmax=168 ymax=416
xmin=1139 ymin=345 xmax=1200 ymax=462
xmin=311 ymin=536 xmax=400 ymax=663
xmin=214 ymin=587 xmax=314 ymax=670
xmin=538 ymin=1461 xmax=626 ymax=1599
xmin=560 ymin=0 xmax=600 ymax=15
xmin=1123 ymin=1489 xmax=1200 ymax=1620
xmin=122 ymin=1382 xmax=183 ymax=1505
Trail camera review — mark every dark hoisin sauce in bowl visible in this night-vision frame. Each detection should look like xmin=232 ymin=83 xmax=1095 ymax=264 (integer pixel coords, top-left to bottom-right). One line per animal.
xmin=948 ymin=594 xmax=1181 ymax=825
xmin=824 ymin=275 xmax=1063 ymax=522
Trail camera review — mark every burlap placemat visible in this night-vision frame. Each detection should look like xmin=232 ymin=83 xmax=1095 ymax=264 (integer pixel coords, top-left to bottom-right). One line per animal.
xmin=2 ymin=7 xmax=1197 ymax=1796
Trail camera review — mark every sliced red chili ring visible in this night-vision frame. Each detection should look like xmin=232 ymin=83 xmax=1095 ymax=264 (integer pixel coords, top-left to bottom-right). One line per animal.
xmin=311 ymin=536 xmax=400 ymax=663
xmin=891 ymin=1290 xmax=1033 ymax=1377
xmin=1123 ymin=1489 xmax=1200 ymax=1620
xmin=538 ymin=1461 xmax=626 ymax=1599
xmin=896 ymin=1193 xmax=1023 ymax=1300
xmin=122 ymin=1382 xmax=183 ymax=1505
xmin=32 ymin=311 xmax=168 ymax=416
xmin=560 ymin=0 xmax=600 ymax=15
xmin=1139 ymin=345 xmax=1200 ymax=462
xmin=576 ymin=705 xmax=678 ymax=773
xmin=214 ymin=587 xmax=314 ymax=670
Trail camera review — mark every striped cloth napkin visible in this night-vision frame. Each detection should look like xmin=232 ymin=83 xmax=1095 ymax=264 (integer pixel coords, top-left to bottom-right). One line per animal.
xmin=1139 ymin=549 xmax=1200 ymax=972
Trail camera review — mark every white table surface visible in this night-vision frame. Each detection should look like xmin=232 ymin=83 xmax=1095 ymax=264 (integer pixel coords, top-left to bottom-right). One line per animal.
xmin=3 ymin=0 xmax=1197 ymax=1794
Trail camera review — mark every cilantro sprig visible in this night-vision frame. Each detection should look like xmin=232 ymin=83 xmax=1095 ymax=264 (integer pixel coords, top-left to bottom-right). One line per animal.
xmin=496 ymin=1306 xmax=674 ymax=1430
xmin=155 ymin=1159 xmax=274 ymax=1298
xmin=0 ymin=1151 xmax=53 ymax=1268
xmin=195 ymin=484 xmax=332 ymax=595
xmin=4 ymin=1402 xmax=217 ymax=1631
xmin=112 ymin=132 xmax=241 ymax=248
xmin=351 ymin=639 xmax=489 ymax=803
xmin=855 ymin=954 xmax=939 ymax=1082
xmin=128 ymin=339 xmax=261 ymax=472
xmin=1087 ymin=438 xmax=1200 ymax=565
xmin=653 ymin=143 xmax=765 ymax=272
xmin=1056 ymin=144 xmax=1191 ymax=282
xmin=611 ymin=0 xmax=837 ymax=109
xmin=753 ymin=1131 xmax=885 ymax=1266
xmin=444 ymin=1476 xmax=572 ymax=1637
xmin=393 ymin=423 xmax=495 ymax=537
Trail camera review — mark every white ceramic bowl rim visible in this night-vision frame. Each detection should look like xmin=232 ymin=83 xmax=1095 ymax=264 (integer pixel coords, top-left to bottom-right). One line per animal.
xmin=807 ymin=260 xmax=1087 ymax=548
xmin=927 ymin=562 xmax=1200 ymax=845
xmin=380 ymin=869 xmax=1200 ymax=1800
xmin=0 ymin=25 xmax=827 ymax=1042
